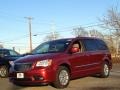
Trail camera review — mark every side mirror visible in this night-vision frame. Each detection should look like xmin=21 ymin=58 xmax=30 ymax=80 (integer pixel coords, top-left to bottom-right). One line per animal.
xmin=70 ymin=47 xmax=79 ymax=53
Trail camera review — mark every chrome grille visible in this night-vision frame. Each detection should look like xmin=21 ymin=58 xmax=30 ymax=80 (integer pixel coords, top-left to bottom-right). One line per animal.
xmin=14 ymin=63 xmax=32 ymax=72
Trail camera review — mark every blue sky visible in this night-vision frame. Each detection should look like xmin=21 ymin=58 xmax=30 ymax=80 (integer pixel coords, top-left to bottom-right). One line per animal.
xmin=0 ymin=0 xmax=119 ymax=53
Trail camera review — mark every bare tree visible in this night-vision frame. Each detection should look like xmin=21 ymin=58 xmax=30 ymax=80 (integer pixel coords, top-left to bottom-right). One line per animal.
xmin=72 ymin=27 xmax=88 ymax=37
xmin=89 ymin=29 xmax=104 ymax=38
xmin=102 ymin=34 xmax=116 ymax=53
xmin=44 ymin=32 xmax=60 ymax=41
xmin=100 ymin=7 xmax=120 ymax=54
xmin=100 ymin=7 xmax=120 ymax=35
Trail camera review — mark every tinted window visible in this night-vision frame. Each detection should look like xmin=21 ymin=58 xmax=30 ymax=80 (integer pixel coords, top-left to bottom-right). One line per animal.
xmin=9 ymin=50 xmax=19 ymax=56
xmin=83 ymin=39 xmax=98 ymax=51
xmin=32 ymin=39 xmax=71 ymax=54
xmin=95 ymin=39 xmax=108 ymax=50
xmin=0 ymin=50 xmax=10 ymax=56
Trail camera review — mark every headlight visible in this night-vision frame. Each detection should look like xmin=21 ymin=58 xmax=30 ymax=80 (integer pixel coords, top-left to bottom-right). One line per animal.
xmin=9 ymin=61 xmax=14 ymax=66
xmin=36 ymin=59 xmax=52 ymax=67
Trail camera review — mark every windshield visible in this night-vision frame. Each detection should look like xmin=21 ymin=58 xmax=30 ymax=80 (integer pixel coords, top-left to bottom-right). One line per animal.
xmin=32 ymin=39 xmax=71 ymax=54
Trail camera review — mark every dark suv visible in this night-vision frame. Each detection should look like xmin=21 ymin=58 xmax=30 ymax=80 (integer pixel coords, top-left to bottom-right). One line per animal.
xmin=0 ymin=48 xmax=22 ymax=78
xmin=9 ymin=37 xmax=112 ymax=88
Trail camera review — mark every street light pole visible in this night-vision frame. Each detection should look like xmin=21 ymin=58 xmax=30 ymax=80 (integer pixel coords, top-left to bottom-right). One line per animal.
xmin=25 ymin=17 xmax=33 ymax=52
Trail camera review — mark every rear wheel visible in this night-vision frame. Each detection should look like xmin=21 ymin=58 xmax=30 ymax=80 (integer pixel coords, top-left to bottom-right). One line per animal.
xmin=100 ymin=62 xmax=110 ymax=78
xmin=53 ymin=66 xmax=70 ymax=89
xmin=0 ymin=66 xmax=9 ymax=78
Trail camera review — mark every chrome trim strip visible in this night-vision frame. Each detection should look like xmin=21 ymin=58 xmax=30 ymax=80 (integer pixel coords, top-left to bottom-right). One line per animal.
xmin=75 ymin=62 xmax=100 ymax=68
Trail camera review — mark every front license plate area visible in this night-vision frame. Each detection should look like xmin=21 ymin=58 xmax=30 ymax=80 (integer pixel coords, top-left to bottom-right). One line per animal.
xmin=17 ymin=73 xmax=24 ymax=79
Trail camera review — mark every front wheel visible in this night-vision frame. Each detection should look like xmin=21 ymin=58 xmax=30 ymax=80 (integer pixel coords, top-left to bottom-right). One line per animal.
xmin=53 ymin=66 xmax=70 ymax=89
xmin=0 ymin=66 xmax=9 ymax=78
xmin=100 ymin=62 xmax=110 ymax=78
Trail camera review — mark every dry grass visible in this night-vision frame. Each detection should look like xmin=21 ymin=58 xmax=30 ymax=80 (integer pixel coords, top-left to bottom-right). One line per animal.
xmin=112 ymin=54 xmax=120 ymax=63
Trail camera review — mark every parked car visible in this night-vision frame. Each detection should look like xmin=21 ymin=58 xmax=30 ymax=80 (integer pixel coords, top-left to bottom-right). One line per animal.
xmin=0 ymin=48 xmax=22 ymax=78
xmin=9 ymin=37 xmax=112 ymax=88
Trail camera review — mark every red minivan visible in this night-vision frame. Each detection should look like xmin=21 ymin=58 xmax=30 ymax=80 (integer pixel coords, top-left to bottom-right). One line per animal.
xmin=9 ymin=37 xmax=112 ymax=88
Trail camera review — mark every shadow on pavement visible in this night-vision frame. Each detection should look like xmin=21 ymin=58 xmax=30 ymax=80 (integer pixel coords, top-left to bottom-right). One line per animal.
xmin=88 ymin=87 xmax=120 ymax=90
xmin=9 ymin=84 xmax=23 ymax=90
xmin=9 ymin=84 xmax=49 ymax=90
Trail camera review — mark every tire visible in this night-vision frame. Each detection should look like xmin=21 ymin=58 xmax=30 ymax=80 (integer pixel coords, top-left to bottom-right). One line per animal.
xmin=100 ymin=62 xmax=110 ymax=78
xmin=53 ymin=66 xmax=70 ymax=89
xmin=0 ymin=66 xmax=9 ymax=78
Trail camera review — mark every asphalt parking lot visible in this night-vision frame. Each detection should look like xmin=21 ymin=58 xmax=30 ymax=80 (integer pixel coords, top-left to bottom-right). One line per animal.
xmin=0 ymin=64 xmax=120 ymax=90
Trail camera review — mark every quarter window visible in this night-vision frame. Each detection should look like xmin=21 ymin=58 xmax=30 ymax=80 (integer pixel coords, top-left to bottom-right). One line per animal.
xmin=9 ymin=50 xmax=18 ymax=56
xmin=95 ymin=39 xmax=108 ymax=50
xmin=83 ymin=39 xmax=98 ymax=51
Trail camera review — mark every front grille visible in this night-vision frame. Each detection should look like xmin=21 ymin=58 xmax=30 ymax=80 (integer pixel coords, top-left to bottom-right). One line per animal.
xmin=14 ymin=63 xmax=33 ymax=72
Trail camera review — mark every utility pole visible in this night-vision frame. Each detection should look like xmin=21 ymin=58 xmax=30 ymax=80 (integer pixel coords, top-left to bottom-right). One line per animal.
xmin=25 ymin=17 xmax=33 ymax=52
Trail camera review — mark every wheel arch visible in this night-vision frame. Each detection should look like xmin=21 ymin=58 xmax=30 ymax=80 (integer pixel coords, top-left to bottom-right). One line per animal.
xmin=103 ymin=59 xmax=112 ymax=69
xmin=59 ymin=63 xmax=71 ymax=75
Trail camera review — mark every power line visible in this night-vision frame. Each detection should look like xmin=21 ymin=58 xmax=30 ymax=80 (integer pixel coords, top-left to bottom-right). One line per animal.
xmin=2 ymin=23 xmax=104 ymax=43
xmin=2 ymin=34 xmax=29 ymax=43
xmin=2 ymin=21 xmax=118 ymax=44
xmin=0 ymin=10 xmax=51 ymax=25
xmin=0 ymin=10 xmax=27 ymax=23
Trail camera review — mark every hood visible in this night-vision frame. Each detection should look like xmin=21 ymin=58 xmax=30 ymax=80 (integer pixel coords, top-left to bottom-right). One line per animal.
xmin=15 ymin=53 xmax=66 ymax=63
xmin=0 ymin=55 xmax=22 ymax=61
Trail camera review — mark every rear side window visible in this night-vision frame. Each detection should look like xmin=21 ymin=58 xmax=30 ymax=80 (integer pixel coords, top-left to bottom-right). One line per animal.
xmin=95 ymin=39 xmax=108 ymax=50
xmin=83 ymin=39 xmax=98 ymax=51
xmin=83 ymin=39 xmax=108 ymax=51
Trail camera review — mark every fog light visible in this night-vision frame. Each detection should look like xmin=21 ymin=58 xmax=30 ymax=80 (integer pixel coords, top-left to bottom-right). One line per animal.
xmin=39 ymin=77 xmax=44 ymax=80
xmin=34 ymin=76 xmax=44 ymax=80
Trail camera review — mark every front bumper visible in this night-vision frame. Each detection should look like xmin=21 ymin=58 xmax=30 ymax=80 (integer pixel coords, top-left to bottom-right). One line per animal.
xmin=9 ymin=67 xmax=55 ymax=85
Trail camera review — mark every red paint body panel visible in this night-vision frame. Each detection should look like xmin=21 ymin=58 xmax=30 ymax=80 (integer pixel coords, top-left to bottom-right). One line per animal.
xmin=9 ymin=67 xmax=56 ymax=85
xmin=9 ymin=37 xmax=112 ymax=85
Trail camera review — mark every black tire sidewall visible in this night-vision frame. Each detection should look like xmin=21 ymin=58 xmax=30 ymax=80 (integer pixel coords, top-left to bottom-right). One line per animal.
xmin=53 ymin=66 xmax=70 ymax=88
xmin=101 ymin=62 xmax=110 ymax=78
